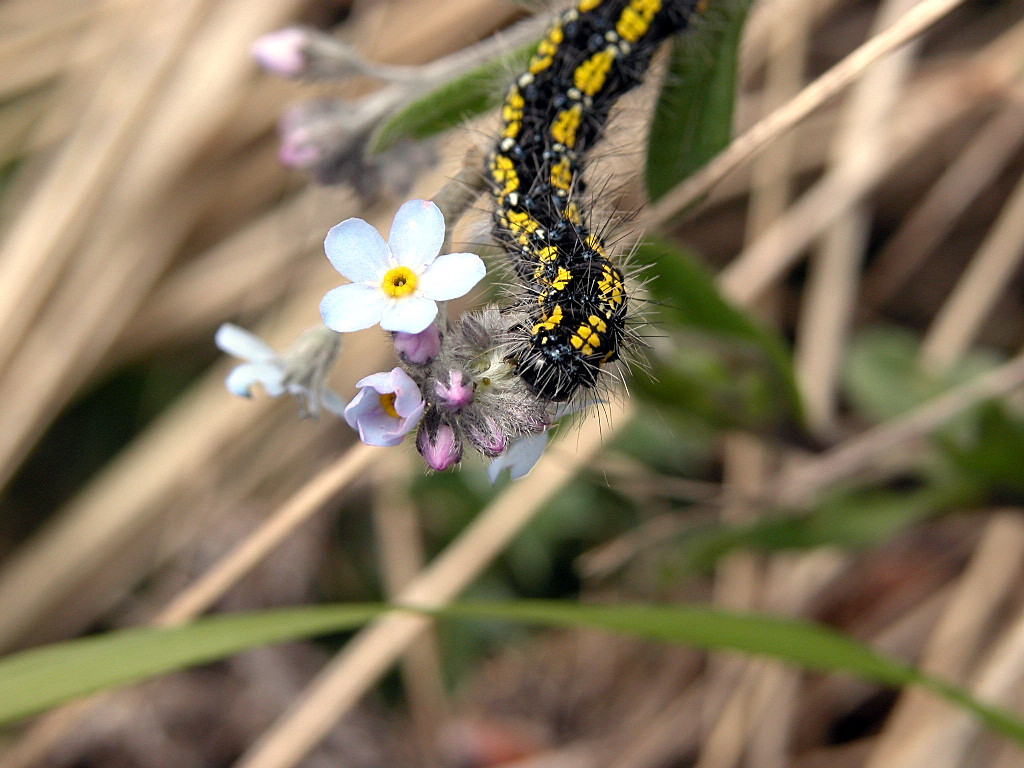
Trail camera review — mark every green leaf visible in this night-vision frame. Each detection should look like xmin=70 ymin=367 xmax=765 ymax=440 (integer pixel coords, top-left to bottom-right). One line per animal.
xmin=0 ymin=605 xmax=382 ymax=725
xmin=936 ymin=402 xmax=1024 ymax=498
xmin=437 ymin=602 xmax=1024 ymax=744
xmin=631 ymin=237 xmax=803 ymax=430
xmin=3 ymin=601 xmax=1023 ymax=749
xmin=645 ymin=2 xmax=751 ymax=200
xmin=844 ymin=326 xmax=1000 ymax=422
xmin=676 ymin=485 xmax=952 ymax=571
xmin=368 ymin=41 xmax=538 ymax=154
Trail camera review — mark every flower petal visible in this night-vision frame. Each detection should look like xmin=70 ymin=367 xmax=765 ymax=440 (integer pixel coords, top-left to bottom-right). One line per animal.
xmin=355 ymin=410 xmax=407 ymax=446
xmin=389 ymin=367 xmax=425 ymax=417
xmin=320 ymin=283 xmax=388 ymax=332
xmin=379 ymin=296 xmax=438 ymax=333
xmin=387 ymin=199 xmax=444 ymax=270
xmin=356 ymin=401 xmax=424 ymax=447
xmin=215 ymin=323 xmax=278 ymax=363
xmin=354 ymin=371 xmax=395 ymax=392
xmin=488 ymin=431 xmax=549 ymax=484
xmin=226 ymin=362 xmax=285 ymax=398
xmin=324 ymin=217 xmax=390 ymax=282
xmin=416 ymin=251 xmax=487 ymax=301
xmin=343 ymin=386 xmax=377 ymax=430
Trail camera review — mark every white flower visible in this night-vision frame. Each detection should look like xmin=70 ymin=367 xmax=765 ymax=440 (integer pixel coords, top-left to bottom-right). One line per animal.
xmin=320 ymin=199 xmax=486 ymax=334
xmin=215 ymin=323 xmax=347 ymax=417
xmin=487 ymin=431 xmax=550 ymax=484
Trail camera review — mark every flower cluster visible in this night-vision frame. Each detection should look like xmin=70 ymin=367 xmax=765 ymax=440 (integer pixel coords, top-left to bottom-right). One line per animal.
xmin=217 ymin=199 xmax=562 ymax=481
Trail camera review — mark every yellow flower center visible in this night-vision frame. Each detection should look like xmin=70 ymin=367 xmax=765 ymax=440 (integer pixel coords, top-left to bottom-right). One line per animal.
xmin=379 ymin=392 xmax=400 ymax=418
xmin=381 ymin=266 xmax=418 ymax=298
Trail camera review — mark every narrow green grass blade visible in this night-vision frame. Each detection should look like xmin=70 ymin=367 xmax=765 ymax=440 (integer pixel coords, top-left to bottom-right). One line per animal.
xmin=0 ymin=605 xmax=382 ymax=724
xmin=645 ymin=2 xmax=751 ymax=201
xmin=3 ymin=601 xmax=1022 ymax=749
xmin=435 ymin=602 xmax=1024 ymax=745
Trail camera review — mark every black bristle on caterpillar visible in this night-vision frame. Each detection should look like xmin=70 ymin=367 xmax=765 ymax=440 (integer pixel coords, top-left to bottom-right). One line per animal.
xmin=487 ymin=0 xmax=701 ymax=402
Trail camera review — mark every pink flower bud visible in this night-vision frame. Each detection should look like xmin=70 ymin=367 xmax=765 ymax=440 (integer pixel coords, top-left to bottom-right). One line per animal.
xmin=394 ymin=324 xmax=441 ymax=365
xmin=277 ymin=109 xmax=322 ymax=169
xmin=417 ymin=422 xmax=462 ymax=471
xmin=434 ymin=369 xmax=474 ymax=412
xmin=251 ymin=28 xmax=309 ymax=77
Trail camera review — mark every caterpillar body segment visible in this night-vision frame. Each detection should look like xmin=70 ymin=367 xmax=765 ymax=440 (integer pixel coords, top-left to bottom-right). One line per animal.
xmin=487 ymin=0 xmax=700 ymax=401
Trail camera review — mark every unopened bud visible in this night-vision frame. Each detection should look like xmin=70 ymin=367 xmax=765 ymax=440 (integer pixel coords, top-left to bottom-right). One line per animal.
xmin=277 ymin=101 xmax=360 ymax=171
xmin=417 ymin=422 xmax=462 ymax=471
xmin=394 ymin=324 xmax=441 ymax=365
xmin=252 ymin=28 xmax=309 ymax=77
xmin=434 ymin=369 xmax=474 ymax=412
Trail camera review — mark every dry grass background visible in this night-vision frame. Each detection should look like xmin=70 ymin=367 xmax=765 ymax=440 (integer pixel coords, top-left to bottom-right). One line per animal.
xmin=2 ymin=0 xmax=1024 ymax=766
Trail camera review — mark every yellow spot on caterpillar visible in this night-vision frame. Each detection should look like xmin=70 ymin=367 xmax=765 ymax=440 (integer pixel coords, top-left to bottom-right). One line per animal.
xmin=578 ymin=323 xmax=603 ymax=349
xmin=532 ymin=304 xmax=565 ymax=335
xmin=551 ymin=267 xmax=572 ymax=291
xmin=598 ymin=267 xmax=624 ymax=307
xmin=551 ymin=104 xmax=583 ymax=148
xmin=578 ymin=0 xmax=602 ymax=11
xmin=503 ymin=209 xmax=541 ymax=244
xmin=550 ymin=156 xmax=573 ymax=193
xmin=574 ymin=47 xmax=617 ymax=97
xmin=588 ymin=314 xmax=608 ymax=333
xmin=530 ymin=24 xmax=564 ymax=74
xmin=565 ymin=203 xmax=582 ymax=225
xmin=570 ymin=334 xmax=583 ymax=349
xmin=490 ymin=154 xmax=520 ymax=198
xmin=585 ymin=233 xmax=607 ymax=257
xmin=502 ymin=87 xmax=524 ymax=138
xmin=538 ymin=246 xmax=559 ymax=263
xmin=617 ymin=0 xmax=662 ymax=43
xmin=582 ymin=344 xmax=595 ymax=355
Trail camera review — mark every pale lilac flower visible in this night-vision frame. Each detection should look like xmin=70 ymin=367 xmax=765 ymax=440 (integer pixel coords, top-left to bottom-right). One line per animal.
xmin=344 ymin=367 xmax=424 ymax=446
xmin=417 ymin=422 xmax=462 ymax=471
xmin=252 ymin=28 xmax=309 ymax=77
xmin=487 ymin=431 xmax=550 ymax=484
xmin=394 ymin=324 xmax=442 ymax=365
xmin=320 ymin=199 xmax=486 ymax=334
xmin=215 ymin=323 xmax=346 ymax=417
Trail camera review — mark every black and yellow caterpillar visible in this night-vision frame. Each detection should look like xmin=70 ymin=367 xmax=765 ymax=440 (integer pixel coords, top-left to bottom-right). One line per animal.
xmin=487 ymin=0 xmax=699 ymax=401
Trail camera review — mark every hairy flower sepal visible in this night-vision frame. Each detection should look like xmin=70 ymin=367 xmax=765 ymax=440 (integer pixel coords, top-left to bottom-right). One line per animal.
xmin=321 ymin=199 xmax=486 ymax=334
xmin=215 ymin=323 xmax=346 ymax=418
xmin=344 ymin=367 xmax=425 ymax=446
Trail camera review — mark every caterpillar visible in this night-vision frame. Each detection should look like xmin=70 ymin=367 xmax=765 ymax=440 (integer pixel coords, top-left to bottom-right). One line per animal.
xmin=487 ymin=0 xmax=700 ymax=402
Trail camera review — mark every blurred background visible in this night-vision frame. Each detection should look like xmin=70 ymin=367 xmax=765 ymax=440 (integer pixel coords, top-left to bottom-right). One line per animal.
xmin=3 ymin=0 xmax=1024 ymax=766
